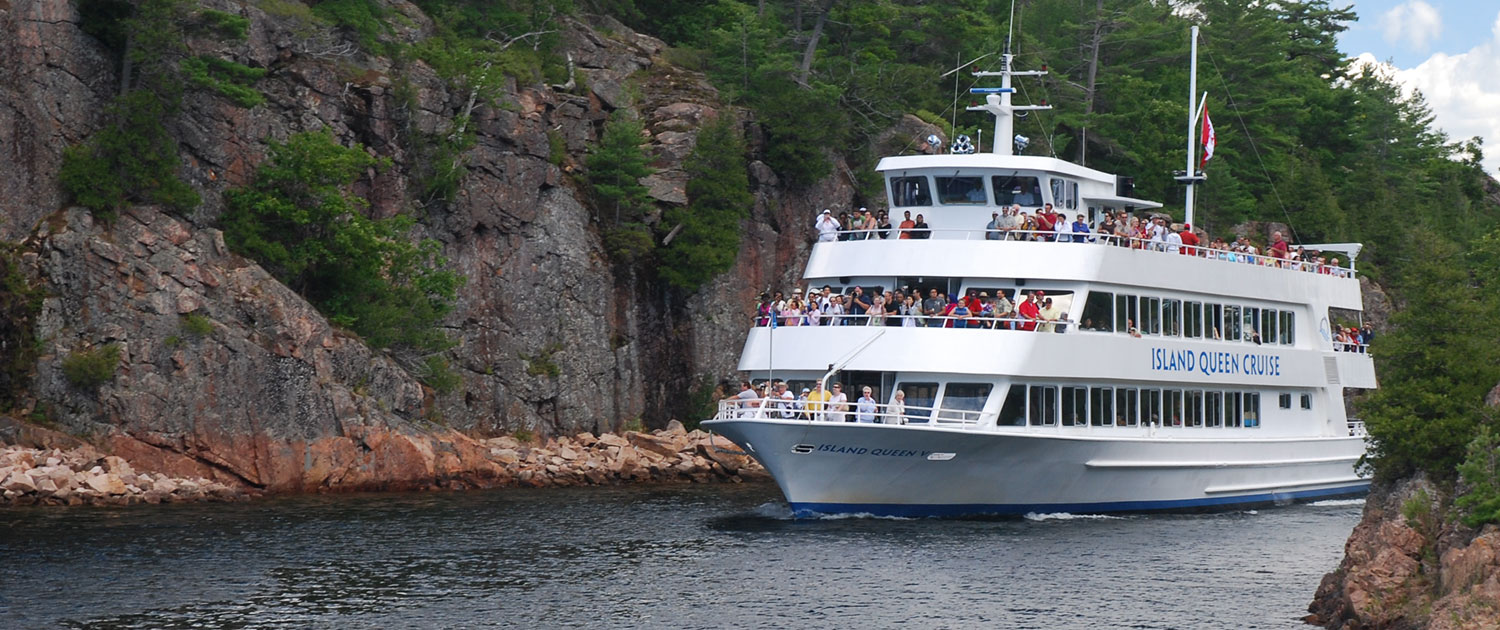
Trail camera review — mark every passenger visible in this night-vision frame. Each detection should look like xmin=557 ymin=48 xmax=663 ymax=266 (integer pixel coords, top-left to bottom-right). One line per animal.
xmin=1034 ymin=203 xmax=1056 ymax=241
xmin=1017 ymin=291 xmax=1041 ymax=331
xmin=756 ymin=294 xmax=773 ymax=326
xmin=862 ymin=208 xmax=877 ymax=238
xmin=806 ymin=381 xmax=831 ymax=420
xmin=856 ymin=387 xmax=878 ymax=423
xmin=1150 ymin=217 xmax=1170 ymax=251
xmin=1053 ymin=211 xmax=1071 ymax=241
xmin=1179 ymin=223 xmax=1199 ymax=255
xmin=826 ymin=294 xmax=846 ymax=325
xmin=777 ymin=382 xmax=798 ymax=419
xmin=782 ymin=298 xmax=802 ymax=326
xmin=1002 ymin=206 xmax=1022 ymax=239
xmin=848 ymin=287 xmax=871 ymax=324
xmin=1071 ymin=214 xmax=1090 ymax=243
xmin=922 ymin=288 xmax=944 ymax=327
xmin=868 ymin=294 xmax=886 ymax=326
xmin=876 ymin=212 xmax=892 ymax=239
xmin=943 ymin=297 xmax=969 ymax=328
xmin=837 ymin=211 xmax=852 ymax=241
xmin=885 ymin=390 xmax=908 ymax=425
xmin=1099 ymin=213 xmax=1119 ymax=244
xmin=829 ymin=383 xmax=849 ymax=422
xmin=1268 ymin=231 xmax=1288 ymax=263
xmin=899 ymin=296 xmax=920 ymax=327
xmin=1127 ymin=318 xmax=1142 ymax=338
xmin=1018 ymin=211 xmax=1036 ymax=240
xmin=1165 ymin=225 xmax=1183 ymax=253
xmin=1038 ymin=297 xmax=1061 ymax=333
xmin=727 ymin=381 xmax=761 ymax=416
xmin=898 ymin=211 xmax=916 ymax=239
xmin=977 ymin=292 xmax=996 ymax=328
xmin=1113 ymin=215 xmax=1132 ymax=247
xmin=815 ymin=209 xmax=840 ymax=243
xmin=911 ymin=213 xmax=931 ymax=239
xmin=985 ymin=211 xmax=1004 ymax=240
xmin=804 ymin=298 xmax=823 ymax=326
xmin=994 ymin=290 xmax=1015 ymax=330
xmin=848 ymin=209 xmax=866 ymax=241
xmin=797 ymin=388 xmax=811 ymax=419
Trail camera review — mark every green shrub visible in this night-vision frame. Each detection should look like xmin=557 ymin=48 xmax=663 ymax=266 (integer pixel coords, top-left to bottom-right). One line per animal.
xmin=198 ymin=9 xmax=250 ymax=39
xmin=658 ymin=116 xmax=751 ymax=291
xmin=310 ymin=0 xmax=388 ymax=49
xmin=419 ymin=356 xmax=463 ymax=395
xmin=61 ymin=344 xmax=121 ymax=388
xmin=1457 ymin=427 xmax=1500 ymax=527
xmin=523 ymin=343 xmax=562 ymax=378
xmin=547 ymin=128 xmax=568 ymax=166
xmin=221 ymin=130 xmax=463 ymax=352
xmin=182 ymin=55 xmax=266 ymax=107
xmin=588 ymin=112 xmax=656 ymax=230
xmin=181 ymin=313 xmax=214 ymax=337
xmin=60 ymin=91 xmax=201 ymax=217
xmin=511 ymin=428 xmax=534 ymax=443
xmin=0 ymin=246 xmax=44 ymax=410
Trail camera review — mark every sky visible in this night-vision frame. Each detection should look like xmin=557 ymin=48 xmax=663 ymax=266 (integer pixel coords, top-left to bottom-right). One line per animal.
xmin=1337 ymin=0 xmax=1500 ymax=176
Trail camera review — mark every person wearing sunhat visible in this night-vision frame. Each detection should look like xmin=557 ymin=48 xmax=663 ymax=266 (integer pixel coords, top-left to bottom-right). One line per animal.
xmin=815 ymin=209 xmax=839 ymax=242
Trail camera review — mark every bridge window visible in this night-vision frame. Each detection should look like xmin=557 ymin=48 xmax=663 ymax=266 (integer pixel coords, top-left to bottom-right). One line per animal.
xmin=891 ymin=176 xmax=932 ymax=207
xmin=992 ymin=175 xmax=1043 ymax=206
xmin=1049 ymin=178 xmax=1079 ymax=210
xmin=940 ymin=383 xmax=992 ymax=423
xmin=999 ymin=385 xmax=1027 ymax=426
xmin=936 ymin=176 xmax=987 ymax=205
xmin=898 ymin=382 xmax=939 ymax=422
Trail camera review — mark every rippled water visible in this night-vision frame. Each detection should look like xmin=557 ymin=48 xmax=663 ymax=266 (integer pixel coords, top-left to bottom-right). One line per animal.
xmin=0 ymin=484 xmax=1362 ymax=629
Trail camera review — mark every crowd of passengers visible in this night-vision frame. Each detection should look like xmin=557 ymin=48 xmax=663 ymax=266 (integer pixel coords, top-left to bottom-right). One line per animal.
xmin=813 ymin=204 xmax=1353 ymax=274
xmin=1335 ymin=325 xmax=1374 ymax=353
xmin=724 ymin=380 xmax=912 ymax=424
xmin=756 ymin=286 xmax=1070 ymax=331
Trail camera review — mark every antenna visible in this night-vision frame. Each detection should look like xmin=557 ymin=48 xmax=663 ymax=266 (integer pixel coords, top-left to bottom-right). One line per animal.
xmin=965 ymin=47 xmax=1052 ymax=156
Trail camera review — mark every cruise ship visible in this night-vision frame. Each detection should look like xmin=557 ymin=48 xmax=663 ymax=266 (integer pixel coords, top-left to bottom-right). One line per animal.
xmin=701 ymin=35 xmax=1375 ymax=518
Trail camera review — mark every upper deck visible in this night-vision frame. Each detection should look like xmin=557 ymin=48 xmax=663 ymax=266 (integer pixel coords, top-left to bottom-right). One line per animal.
xmin=805 ymin=230 xmax=1362 ymax=311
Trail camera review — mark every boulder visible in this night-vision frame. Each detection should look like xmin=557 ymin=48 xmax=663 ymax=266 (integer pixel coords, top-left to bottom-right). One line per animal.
xmin=85 ymin=473 xmax=127 ymax=495
xmin=627 ymin=432 xmax=679 ymax=458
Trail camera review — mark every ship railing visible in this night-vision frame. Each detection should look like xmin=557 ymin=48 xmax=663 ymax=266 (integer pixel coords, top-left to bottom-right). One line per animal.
xmin=752 ymin=312 xmax=1072 ymax=332
xmin=1347 ymin=419 xmax=1368 ymax=437
xmin=713 ymin=398 xmax=985 ymax=428
xmin=1332 ymin=341 xmax=1370 ymax=354
xmin=825 ymin=227 xmax=1356 ymax=277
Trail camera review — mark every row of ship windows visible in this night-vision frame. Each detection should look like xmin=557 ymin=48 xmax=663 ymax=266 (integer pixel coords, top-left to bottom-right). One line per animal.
xmin=1080 ymin=291 xmax=1295 ymax=344
xmin=889 ymin=175 xmax=1078 ymax=210
xmin=996 ymin=384 xmax=1313 ymax=428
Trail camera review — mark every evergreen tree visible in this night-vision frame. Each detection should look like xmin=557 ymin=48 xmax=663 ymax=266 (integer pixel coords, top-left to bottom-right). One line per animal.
xmin=588 ymin=112 xmax=657 ymax=262
xmin=659 ymin=116 xmax=753 ymax=290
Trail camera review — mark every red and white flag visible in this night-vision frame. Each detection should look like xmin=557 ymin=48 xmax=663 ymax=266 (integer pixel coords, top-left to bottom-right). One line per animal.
xmin=1200 ymin=107 xmax=1216 ymax=168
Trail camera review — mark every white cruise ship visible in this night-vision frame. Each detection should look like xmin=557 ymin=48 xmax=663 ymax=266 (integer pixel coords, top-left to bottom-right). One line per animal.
xmin=702 ymin=39 xmax=1374 ymax=518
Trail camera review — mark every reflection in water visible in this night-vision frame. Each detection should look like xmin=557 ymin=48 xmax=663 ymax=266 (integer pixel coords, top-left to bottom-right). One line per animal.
xmin=0 ymin=485 xmax=1361 ymax=629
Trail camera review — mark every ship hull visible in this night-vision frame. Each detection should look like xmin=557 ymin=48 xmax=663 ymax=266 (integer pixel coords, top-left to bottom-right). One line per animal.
xmin=703 ymin=418 xmax=1369 ymax=517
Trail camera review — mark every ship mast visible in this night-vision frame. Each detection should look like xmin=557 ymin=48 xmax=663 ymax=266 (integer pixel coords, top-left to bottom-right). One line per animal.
xmin=967 ymin=40 xmax=1051 ymax=156
xmin=1177 ymin=26 xmax=1208 ymax=226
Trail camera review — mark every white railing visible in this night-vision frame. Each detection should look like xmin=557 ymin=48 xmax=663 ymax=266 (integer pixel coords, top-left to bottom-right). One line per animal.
xmin=1333 ymin=341 xmax=1370 ymax=353
xmin=823 ymin=227 xmax=1356 ymax=277
xmin=752 ymin=312 xmax=1072 ymax=332
xmin=713 ymin=398 xmax=985 ymax=428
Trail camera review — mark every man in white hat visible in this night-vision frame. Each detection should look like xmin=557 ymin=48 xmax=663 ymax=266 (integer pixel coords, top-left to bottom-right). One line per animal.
xmin=815 ymin=209 xmax=839 ymax=242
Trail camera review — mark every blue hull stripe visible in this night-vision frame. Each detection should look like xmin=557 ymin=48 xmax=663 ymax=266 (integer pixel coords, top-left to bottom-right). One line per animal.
xmin=789 ymin=483 xmax=1370 ymax=518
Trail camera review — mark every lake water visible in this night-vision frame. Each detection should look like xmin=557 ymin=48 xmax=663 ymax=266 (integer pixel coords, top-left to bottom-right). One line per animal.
xmin=0 ymin=482 xmax=1362 ymax=629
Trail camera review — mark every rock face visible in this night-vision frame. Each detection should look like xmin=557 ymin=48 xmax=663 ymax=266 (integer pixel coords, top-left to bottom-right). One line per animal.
xmin=1309 ymin=476 xmax=1500 ymax=630
xmin=0 ymin=0 xmax=854 ymax=488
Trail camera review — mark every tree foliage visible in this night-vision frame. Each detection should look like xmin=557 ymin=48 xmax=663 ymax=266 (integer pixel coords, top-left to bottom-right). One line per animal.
xmin=659 ymin=116 xmax=753 ymax=290
xmin=222 ymin=131 xmax=463 ymax=352
xmin=587 ymin=112 xmax=657 ymax=262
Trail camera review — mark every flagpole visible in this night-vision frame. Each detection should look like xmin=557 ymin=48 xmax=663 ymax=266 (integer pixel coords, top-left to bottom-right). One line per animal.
xmin=1184 ymin=25 xmax=1199 ymax=228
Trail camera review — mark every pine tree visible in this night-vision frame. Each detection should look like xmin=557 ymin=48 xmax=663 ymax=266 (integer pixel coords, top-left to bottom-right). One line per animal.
xmin=587 ymin=112 xmax=657 ymax=262
xmin=659 ymin=116 xmax=753 ymax=290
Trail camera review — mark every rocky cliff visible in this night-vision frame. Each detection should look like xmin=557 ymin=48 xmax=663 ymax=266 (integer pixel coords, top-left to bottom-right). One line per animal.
xmin=0 ymin=0 xmax=873 ymax=491
xmin=1309 ymin=476 xmax=1500 ymax=630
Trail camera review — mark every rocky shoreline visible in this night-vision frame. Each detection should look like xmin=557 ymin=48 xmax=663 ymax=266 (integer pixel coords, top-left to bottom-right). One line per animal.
xmin=1 ymin=421 xmax=767 ymax=507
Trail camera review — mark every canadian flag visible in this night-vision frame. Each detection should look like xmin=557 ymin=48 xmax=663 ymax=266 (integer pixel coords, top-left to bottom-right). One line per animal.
xmin=1200 ymin=107 xmax=1216 ymax=169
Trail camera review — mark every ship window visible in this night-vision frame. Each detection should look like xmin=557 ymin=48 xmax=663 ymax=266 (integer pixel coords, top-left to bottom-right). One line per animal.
xmin=1207 ymin=304 xmax=1223 ymax=339
xmin=1244 ymin=393 xmax=1261 ymax=427
xmin=1226 ymin=392 xmax=1243 ymax=427
xmin=1142 ymin=388 xmax=1162 ymax=426
xmin=1067 ymin=181 xmax=1079 ymax=210
xmin=936 ymin=176 xmax=987 ymax=205
xmin=1164 ymin=389 xmax=1184 ymax=426
xmin=1115 ymin=295 xmax=1138 ymax=334
xmin=1082 ymin=291 xmax=1114 ymax=332
xmin=1263 ymin=309 xmax=1278 ymax=345
xmin=1090 ymin=387 xmax=1113 ymax=426
xmin=1242 ymin=307 xmax=1258 ymax=343
xmin=1186 ymin=390 xmax=1204 ymax=427
xmin=1164 ymin=299 xmax=1182 ymax=336
xmin=891 ymin=176 xmax=932 ymax=207
xmin=1142 ymin=297 xmax=1161 ymax=335
xmin=1280 ymin=311 xmax=1294 ymax=345
xmin=1300 ymin=393 xmax=1312 ymax=410
xmin=1049 ymin=178 xmax=1079 ymax=210
xmin=991 ymin=175 xmax=1043 ymax=207
xmin=1227 ymin=306 xmax=1242 ymax=342
xmin=1116 ymin=388 xmax=1139 ymax=427
xmin=1027 ymin=385 xmax=1057 ymax=426
xmin=999 ymin=384 xmax=1027 ymax=426
xmin=899 ymin=382 xmax=939 ymax=422
xmin=1185 ymin=301 xmax=1203 ymax=338
xmin=1206 ymin=392 xmax=1223 ymax=427
xmin=1279 ymin=393 xmax=1292 ymax=409
xmin=1062 ymin=386 xmax=1088 ymax=426
xmin=940 ymin=383 xmax=992 ymax=423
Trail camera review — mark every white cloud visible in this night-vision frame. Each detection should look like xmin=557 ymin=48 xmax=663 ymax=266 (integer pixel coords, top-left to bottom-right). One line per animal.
xmin=1378 ymin=1 xmax=1443 ymax=51
xmin=1353 ymin=11 xmax=1500 ymax=177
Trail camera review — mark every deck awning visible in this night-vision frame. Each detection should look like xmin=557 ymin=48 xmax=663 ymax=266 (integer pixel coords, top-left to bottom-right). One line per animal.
xmin=1081 ymin=194 xmax=1163 ymax=210
xmin=1298 ymin=242 xmax=1364 ymax=268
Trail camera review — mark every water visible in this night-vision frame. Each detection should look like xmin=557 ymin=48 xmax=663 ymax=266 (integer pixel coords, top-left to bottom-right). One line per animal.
xmin=0 ymin=483 xmax=1362 ymax=629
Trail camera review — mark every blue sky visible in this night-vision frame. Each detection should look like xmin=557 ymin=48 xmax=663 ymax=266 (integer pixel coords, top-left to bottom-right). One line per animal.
xmin=1336 ymin=1 xmax=1500 ymax=175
